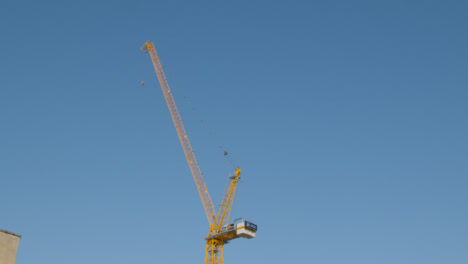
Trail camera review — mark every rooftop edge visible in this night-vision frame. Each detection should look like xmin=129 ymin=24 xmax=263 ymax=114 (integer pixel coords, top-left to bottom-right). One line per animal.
xmin=0 ymin=229 xmax=21 ymax=238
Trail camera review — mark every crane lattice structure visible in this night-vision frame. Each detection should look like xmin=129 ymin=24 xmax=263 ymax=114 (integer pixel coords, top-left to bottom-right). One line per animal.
xmin=142 ymin=42 xmax=257 ymax=264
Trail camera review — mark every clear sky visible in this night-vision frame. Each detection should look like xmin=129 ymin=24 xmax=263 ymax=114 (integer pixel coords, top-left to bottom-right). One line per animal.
xmin=1 ymin=1 xmax=467 ymax=263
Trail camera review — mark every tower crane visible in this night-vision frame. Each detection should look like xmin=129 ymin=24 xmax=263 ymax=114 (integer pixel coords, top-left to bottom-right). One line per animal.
xmin=142 ymin=42 xmax=257 ymax=264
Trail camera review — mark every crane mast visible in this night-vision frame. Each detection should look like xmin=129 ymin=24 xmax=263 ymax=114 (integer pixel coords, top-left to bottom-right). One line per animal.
xmin=142 ymin=41 xmax=256 ymax=264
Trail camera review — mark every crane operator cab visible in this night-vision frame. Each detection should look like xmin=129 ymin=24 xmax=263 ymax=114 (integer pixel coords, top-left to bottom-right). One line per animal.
xmin=220 ymin=218 xmax=257 ymax=239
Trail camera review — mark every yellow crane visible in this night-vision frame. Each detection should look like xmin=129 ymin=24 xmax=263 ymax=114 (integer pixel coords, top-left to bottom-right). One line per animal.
xmin=142 ymin=42 xmax=257 ymax=264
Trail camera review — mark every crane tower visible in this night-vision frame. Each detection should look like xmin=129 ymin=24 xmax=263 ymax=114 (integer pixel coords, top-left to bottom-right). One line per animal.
xmin=142 ymin=42 xmax=257 ymax=264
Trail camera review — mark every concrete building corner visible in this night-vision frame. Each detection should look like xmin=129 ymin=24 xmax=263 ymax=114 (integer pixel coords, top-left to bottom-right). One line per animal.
xmin=0 ymin=229 xmax=21 ymax=264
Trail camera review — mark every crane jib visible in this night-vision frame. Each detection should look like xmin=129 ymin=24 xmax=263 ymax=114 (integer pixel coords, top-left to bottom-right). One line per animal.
xmin=143 ymin=42 xmax=216 ymax=225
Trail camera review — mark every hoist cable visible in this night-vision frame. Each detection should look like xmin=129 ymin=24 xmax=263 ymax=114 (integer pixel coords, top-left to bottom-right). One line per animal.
xmin=163 ymin=65 xmax=238 ymax=169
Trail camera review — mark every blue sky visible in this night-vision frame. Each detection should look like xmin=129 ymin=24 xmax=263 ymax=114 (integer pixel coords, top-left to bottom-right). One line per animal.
xmin=1 ymin=1 xmax=467 ymax=263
